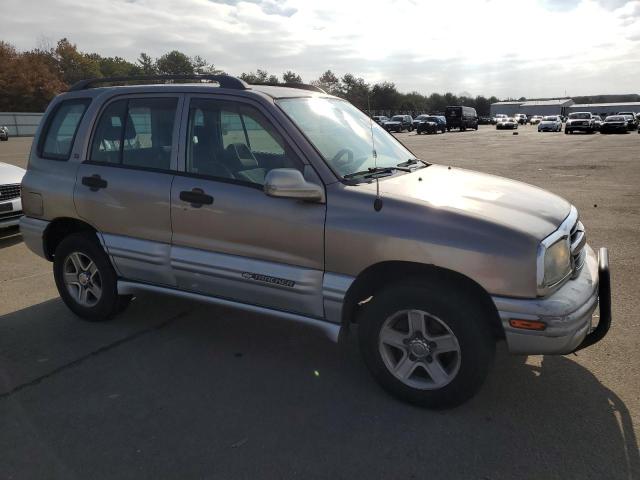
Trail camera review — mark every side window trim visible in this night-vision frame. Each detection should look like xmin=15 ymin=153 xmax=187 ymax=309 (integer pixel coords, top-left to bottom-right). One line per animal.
xmin=38 ymin=98 xmax=92 ymax=161
xmin=85 ymin=93 xmax=184 ymax=172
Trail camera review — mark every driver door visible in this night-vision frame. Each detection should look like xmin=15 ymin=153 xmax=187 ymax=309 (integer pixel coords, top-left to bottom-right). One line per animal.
xmin=170 ymin=96 xmax=326 ymax=317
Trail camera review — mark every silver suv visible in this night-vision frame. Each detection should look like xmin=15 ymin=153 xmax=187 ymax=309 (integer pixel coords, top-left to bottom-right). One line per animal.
xmin=20 ymin=75 xmax=611 ymax=408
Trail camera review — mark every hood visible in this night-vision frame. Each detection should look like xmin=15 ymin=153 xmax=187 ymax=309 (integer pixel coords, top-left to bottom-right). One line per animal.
xmin=362 ymin=165 xmax=571 ymax=240
xmin=0 ymin=162 xmax=26 ymax=184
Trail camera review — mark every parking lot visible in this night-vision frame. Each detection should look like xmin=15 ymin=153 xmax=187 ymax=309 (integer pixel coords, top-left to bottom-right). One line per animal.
xmin=1 ymin=127 xmax=639 ymax=479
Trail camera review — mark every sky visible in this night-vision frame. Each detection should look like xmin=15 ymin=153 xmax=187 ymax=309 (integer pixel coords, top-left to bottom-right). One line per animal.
xmin=1 ymin=0 xmax=639 ymax=98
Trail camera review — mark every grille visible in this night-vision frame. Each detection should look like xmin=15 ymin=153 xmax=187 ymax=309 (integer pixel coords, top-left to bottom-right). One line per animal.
xmin=570 ymin=220 xmax=586 ymax=278
xmin=0 ymin=184 xmax=21 ymax=201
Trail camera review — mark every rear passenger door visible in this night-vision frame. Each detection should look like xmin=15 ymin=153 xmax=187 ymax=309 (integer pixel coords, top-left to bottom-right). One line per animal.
xmin=170 ymin=96 xmax=326 ymax=317
xmin=74 ymin=94 xmax=183 ymax=286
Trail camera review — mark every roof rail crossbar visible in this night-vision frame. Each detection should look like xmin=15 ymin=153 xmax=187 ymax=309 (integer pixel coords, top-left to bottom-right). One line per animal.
xmin=260 ymin=82 xmax=327 ymax=94
xmin=68 ymin=74 xmax=250 ymax=91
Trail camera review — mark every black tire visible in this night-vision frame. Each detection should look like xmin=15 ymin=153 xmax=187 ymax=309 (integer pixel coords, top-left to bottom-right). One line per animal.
xmin=358 ymin=282 xmax=495 ymax=408
xmin=565 ymin=128 xmax=570 ymax=134
xmin=53 ymin=231 xmax=131 ymax=321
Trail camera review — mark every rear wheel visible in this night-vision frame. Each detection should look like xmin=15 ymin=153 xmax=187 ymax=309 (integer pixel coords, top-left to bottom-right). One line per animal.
xmin=358 ymin=283 xmax=495 ymax=408
xmin=53 ymin=232 xmax=131 ymax=321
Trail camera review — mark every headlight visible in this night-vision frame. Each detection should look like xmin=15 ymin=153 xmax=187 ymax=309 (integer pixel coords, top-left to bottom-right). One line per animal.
xmin=544 ymin=239 xmax=571 ymax=285
xmin=536 ymin=208 xmax=581 ymax=297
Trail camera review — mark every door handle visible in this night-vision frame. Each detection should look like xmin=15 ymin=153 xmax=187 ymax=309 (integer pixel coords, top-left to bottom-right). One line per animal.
xmin=82 ymin=174 xmax=108 ymax=191
xmin=179 ymin=188 xmax=214 ymax=207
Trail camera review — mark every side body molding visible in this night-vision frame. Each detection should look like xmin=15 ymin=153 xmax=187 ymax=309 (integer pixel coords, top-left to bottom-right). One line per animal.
xmin=322 ymin=272 xmax=355 ymax=324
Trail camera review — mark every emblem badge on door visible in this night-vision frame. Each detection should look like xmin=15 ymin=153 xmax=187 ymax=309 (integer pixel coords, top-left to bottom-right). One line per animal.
xmin=241 ymin=272 xmax=295 ymax=288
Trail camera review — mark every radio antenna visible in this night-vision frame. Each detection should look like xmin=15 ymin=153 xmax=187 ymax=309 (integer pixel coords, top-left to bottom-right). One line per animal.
xmin=368 ymin=94 xmax=383 ymax=212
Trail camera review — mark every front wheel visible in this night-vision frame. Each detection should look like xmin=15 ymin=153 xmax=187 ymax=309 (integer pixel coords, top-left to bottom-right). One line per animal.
xmin=53 ymin=232 xmax=131 ymax=321
xmin=358 ymin=284 xmax=495 ymax=408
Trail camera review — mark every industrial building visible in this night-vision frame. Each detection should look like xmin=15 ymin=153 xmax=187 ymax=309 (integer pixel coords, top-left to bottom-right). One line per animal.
xmin=490 ymin=99 xmax=574 ymax=117
xmin=567 ymin=102 xmax=640 ymax=118
xmin=489 ymin=101 xmax=522 ymax=117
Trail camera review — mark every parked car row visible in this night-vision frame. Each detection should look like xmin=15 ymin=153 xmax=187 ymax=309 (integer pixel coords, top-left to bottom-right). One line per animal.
xmin=372 ymin=106 xmax=480 ymax=134
xmin=565 ymin=112 xmax=639 ymax=134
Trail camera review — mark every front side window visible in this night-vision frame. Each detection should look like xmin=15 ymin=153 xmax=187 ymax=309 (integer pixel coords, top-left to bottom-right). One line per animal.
xmin=186 ymin=99 xmax=301 ymax=186
xmin=90 ymin=97 xmax=177 ymax=170
xmin=41 ymin=99 xmax=91 ymax=160
xmin=277 ymin=97 xmax=416 ymax=178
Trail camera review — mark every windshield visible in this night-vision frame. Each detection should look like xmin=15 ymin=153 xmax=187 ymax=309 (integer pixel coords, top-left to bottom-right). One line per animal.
xmin=277 ymin=97 xmax=416 ymax=178
xmin=391 ymin=115 xmax=404 ymax=121
xmin=606 ymin=116 xmax=624 ymax=121
xmin=569 ymin=113 xmax=591 ymax=119
xmin=542 ymin=116 xmax=557 ymax=121
xmin=415 ymin=115 xmax=429 ymax=120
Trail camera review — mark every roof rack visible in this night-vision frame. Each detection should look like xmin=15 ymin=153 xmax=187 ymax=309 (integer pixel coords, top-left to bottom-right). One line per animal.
xmin=261 ymin=82 xmax=327 ymax=94
xmin=68 ymin=74 xmax=250 ymax=91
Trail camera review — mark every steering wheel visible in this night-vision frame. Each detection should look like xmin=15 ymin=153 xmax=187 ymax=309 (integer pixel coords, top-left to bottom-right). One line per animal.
xmin=332 ymin=148 xmax=354 ymax=169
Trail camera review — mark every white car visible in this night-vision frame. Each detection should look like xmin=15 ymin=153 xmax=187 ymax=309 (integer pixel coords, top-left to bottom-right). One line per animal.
xmin=529 ymin=115 xmax=544 ymax=125
xmin=514 ymin=113 xmax=527 ymax=124
xmin=538 ymin=116 xmax=563 ymax=132
xmin=492 ymin=114 xmax=507 ymax=124
xmin=0 ymin=162 xmax=25 ymax=229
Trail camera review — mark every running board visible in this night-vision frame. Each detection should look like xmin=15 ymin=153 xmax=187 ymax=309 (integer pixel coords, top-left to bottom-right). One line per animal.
xmin=117 ymin=280 xmax=341 ymax=342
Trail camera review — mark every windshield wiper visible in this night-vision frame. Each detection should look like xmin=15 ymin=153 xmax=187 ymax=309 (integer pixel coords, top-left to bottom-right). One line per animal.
xmin=343 ymin=166 xmax=409 ymax=180
xmin=397 ymin=158 xmax=430 ymax=168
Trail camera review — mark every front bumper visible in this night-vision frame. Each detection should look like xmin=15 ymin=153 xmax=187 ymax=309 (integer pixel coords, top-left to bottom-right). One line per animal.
xmin=0 ymin=197 xmax=23 ymax=229
xmin=494 ymin=245 xmax=611 ymax=355
xmin=566 ymin=123 xmax=592 ymax=131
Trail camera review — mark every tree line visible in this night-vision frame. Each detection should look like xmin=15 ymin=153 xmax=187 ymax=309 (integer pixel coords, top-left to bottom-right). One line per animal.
xmin=1 ymin=39 xmax=638 ymax=115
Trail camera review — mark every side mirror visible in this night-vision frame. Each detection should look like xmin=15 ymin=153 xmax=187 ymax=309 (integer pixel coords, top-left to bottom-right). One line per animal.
xmin=264 ymin=169 xmax=324 ymax=202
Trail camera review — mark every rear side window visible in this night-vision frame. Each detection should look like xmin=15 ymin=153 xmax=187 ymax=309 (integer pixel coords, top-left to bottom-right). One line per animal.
xmin=40 ymin=99 xmax=91 ymax=160
xmin=89 ymin=97 xmax=178 ymax=171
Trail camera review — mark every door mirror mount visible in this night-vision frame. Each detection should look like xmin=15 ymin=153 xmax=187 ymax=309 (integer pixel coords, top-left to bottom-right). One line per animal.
xmin=264 ymin=169 xmax=324 ymax=203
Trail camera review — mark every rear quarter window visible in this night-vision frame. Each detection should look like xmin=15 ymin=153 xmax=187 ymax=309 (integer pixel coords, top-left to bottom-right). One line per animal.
xmin=40 ymin=98 xmax=92 ymax=160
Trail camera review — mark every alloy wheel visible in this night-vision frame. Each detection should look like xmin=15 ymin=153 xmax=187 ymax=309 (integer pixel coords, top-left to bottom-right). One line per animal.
xmin=378 ymin=309 xmax=461 ymax=390
xmin=63 ymin=251 xmax=103 ymax=307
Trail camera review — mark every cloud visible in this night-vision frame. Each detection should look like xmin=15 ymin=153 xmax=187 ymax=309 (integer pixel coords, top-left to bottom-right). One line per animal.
xmin=0 ymin=0 xmax=638 ymax=97
xmin=209 ymin=0 xmax=297 ymax=17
